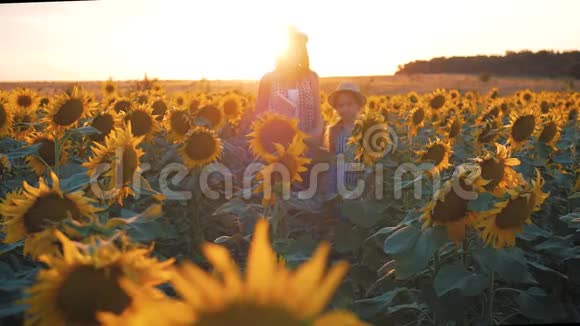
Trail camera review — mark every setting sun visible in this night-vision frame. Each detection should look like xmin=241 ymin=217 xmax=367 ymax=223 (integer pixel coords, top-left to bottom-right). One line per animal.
xmin=1 ymin=0 xmax=580 ymax=81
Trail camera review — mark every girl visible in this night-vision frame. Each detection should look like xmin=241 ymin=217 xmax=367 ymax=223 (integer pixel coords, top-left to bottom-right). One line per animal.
xmin=243 ymin=26 xmax=324 ymax=145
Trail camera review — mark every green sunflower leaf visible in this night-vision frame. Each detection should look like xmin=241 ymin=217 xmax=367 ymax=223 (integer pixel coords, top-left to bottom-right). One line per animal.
xmin=5 ymin=142 xmax=41 ymax=160
xmin=515 ymin=287 xmax=568 ymax=322
xmin=383 ymin=224 xmax=421 ymax=256
xmin=434 ymin=262 xmax=488 ymax=297
xmin=68 ymin=126 xmax=101 ymax=137
xmin=472 ymin=246 xmax=536 ymax=284
xmin=467 ymin=192 xmax=495 ymax=211
xmin=353 ymin=287 xmax=409 ymax=319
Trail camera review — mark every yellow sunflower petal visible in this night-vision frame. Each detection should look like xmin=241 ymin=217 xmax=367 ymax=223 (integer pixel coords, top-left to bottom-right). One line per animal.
xmin=245 ymin=218 xmax=277 ymax=301
xmin=303 ymin=261 xmax=349 ymax=317
xmin=314 ymin=310 xmax=370 ymax=326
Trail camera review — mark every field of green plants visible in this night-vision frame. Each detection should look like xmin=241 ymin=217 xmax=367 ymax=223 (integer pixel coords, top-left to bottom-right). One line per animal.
xmin=0 ymin=79 xmax=579 ymax=325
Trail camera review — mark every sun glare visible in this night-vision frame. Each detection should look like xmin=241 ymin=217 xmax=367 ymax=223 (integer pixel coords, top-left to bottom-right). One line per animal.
xmin=0 ymin=0 xmax=579 ymax=81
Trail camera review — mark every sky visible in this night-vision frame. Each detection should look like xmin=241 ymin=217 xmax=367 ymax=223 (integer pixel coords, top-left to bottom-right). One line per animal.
xmin=0 ymin=0 xmax=579 ymax=81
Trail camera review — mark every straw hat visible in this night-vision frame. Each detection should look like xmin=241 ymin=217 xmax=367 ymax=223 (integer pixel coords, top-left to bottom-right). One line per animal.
xmin=328 ymin=82 xmax=367 ymax=107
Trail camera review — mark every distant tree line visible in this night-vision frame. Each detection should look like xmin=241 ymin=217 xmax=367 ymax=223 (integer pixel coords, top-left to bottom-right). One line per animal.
xmin=395 ymin=50 xmax=580 ymax=79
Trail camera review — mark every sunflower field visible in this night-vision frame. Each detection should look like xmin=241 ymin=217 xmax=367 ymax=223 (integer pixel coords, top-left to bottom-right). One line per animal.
xmin=0 ymin=79 xmax=579 ymax=325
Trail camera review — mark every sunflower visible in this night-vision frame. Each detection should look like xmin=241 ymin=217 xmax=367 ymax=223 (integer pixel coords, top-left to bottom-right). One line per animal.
xmin=539 ymin=99 xmax=552 ymax=115
xmin=436 ymin=109 xmax=452 ymax=128
xmin=179 ymin=126 xmax=223 ymax=169
xmin=440 ymin=114 xmax=462 ymax=142
xmin=320 ymin=91 xmax=329 ymax=105
xmin=421 ymin=168 xmax=481 ymax=242
xmin=255 ymin=137 xmax=311 ymax=205
xmin=0 ymin=91 xmax=14 ymax=137
xmin=151 ymin=97 xmax=169 ymax=122
xmin=248 ymin=112 xmax=307 ymax=161
xmin=487 ymin=87 xmax=499 ymax=100
xmin=518 ymin=89 xmax=535 ymax=104
xmin=407 ymin=91 xmax=420 ymax=104
xmin=567 ymin=106 xmax=578 ymax=123
xmin=321 ymin=102 xmax=339 ymax=126
xmin=25 ymin=132 xmax=70 ymax=176
xmin=102 ymin=79 xmax=118 ymax=98
xmin=498 ymin=100 xmax=511 ymax=117
xmin=112 ymin=97 xmax=133 ymax=113
xmin=476 ymin=169 xmax=549 ymax=248
xmin=426 ymin=89 xmax=448 ymax=111
xmin=474 ymin=119 xmax=502 ymax=153
xmin=186 ymin=93 xmax=205 ymax=113
xmin=122 ymin=103 xmax=162 ymax=142
xmin=221 ymin=93 xmax=244 ymax=125
xmin=430 ymin=110 xmax=444 ymax=125
xmin=97 ymin=218 xmax=367 ymax=326
xmin=536 ymin=113 xmax=563 ymax=150
xmin=39 ymin=96 xmax=50 ymax=108
xmin=44 ymin=87 xmax=94 ymax=134
xmin=172 ymin=92 xmax=187 ymax=108
xmin=348 ymin=110 xmax=392 ymax=166
xmin=132 ymin=90 xmax=151 ymax=105
xmin=24 ymin=230 xmax=174 ymax=326
xmin=416 ymin=138 xmax=453 ymax=177
xmin=470 ymin=143 xmax=524 ymax=196
xmin=11 ymin=104 xmax=38 ymax=141
xmin=194 ymin=104 xmax=226 ymax=131
xmin=88 ymin=109 xmax=120 ymax=143
xmin=150 ymin=82 xmax=165 ymax=96
xmin=407 ymin=106 xmax=425 ymax=137
xmin=165 ymin=107 xmax=194 ymax=143
xmin=462 ymin=95 xmax=478 ymax=116
xmin=83 ymin=125 xmax=145 ymax=205
xmin=379 ymin=105 xmax=390 ymax=122
xmin=448 ymin=89 xmax=460 ymax=102
xmin=0 ymin=153 xmax=12 ymax=176
xmin=506 ymin=106 xmax=539 ymax=150
xmin=367 ymin=96 xmax=378 ymax=110
xmin=11 ymin=88 xmax=39 ymax=112
xmin=0 ymin=172 xmax=98 ymax=258
xmin=477 ymin=104 xmax=501 ymax=124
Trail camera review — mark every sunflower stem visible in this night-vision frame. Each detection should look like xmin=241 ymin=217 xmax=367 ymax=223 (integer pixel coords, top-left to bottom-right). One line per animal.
xmin=461 ymin=238 xmax=469 ymax=266
xmin=271 ymin=192 xmax=288 ymax=240
xmin=572 ymin=117 xmax=578 ymax=175
xmin=53 ymin=130 xmax=73 ymax=178
xmin=431 ymin=248 xmax=440 ymax=326
xmin=190 ymin=169 xmax=204 ymax=254
xmin=54 ymin=135 xmax=61 ymax=177
xmin=432 ymin=248 xmax=440 ymax=275
xmin=488 ymin=271 xmax=496 ymax=324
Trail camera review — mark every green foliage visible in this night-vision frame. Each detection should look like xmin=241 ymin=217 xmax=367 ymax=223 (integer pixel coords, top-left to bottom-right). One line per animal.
xmin=0 ymin=85 xmax=578 ymax=325
xmin=433 ymin=263 xmax=488 ymax=297
xmin=353 ymin=287 xmax=409 ymax=319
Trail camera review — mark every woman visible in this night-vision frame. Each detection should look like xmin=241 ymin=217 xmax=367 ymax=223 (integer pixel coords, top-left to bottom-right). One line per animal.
xmin=243 ymin=27 xmax=324 ymax=146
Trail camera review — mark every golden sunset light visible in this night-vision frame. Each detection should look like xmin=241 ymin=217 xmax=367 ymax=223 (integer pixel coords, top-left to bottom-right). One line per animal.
xmin=0 ymin=1 xmax=579 ymax=325
xmin=1 ymin=0 xmax=579 ymax=81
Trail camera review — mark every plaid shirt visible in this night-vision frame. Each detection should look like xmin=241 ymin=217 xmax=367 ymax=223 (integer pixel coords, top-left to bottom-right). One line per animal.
xmin=324 ymin=119 xmax=361 ymax=195
xmin=254 ymin=70 xmax=320 ymax=134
